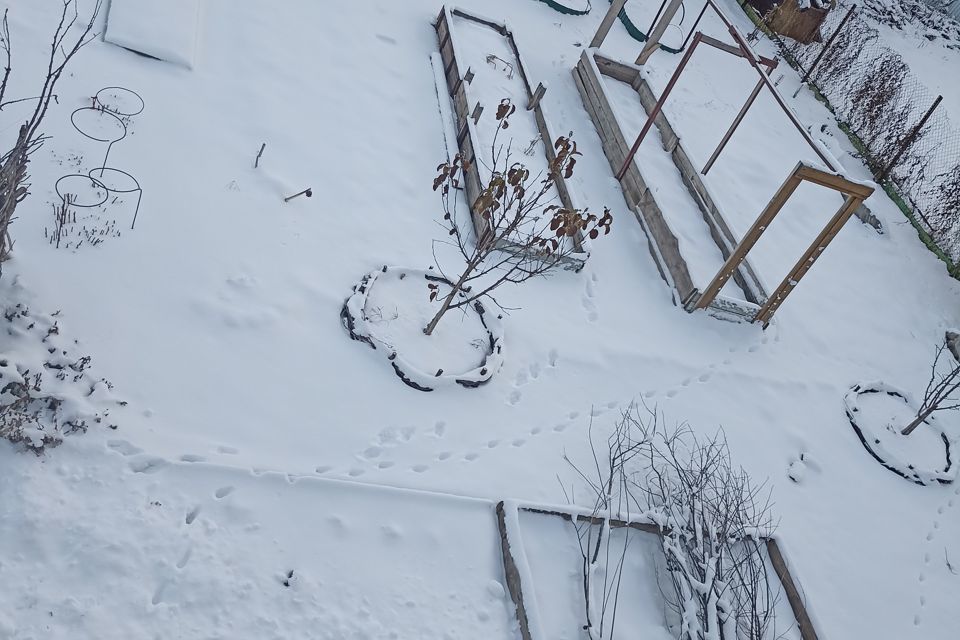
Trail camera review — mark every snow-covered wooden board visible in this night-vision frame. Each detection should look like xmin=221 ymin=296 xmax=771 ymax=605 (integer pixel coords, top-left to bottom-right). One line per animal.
xmin=104 ymin=0 xmax=201 ymax=69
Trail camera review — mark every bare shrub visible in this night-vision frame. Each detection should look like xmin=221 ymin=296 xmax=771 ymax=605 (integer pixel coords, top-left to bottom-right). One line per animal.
xmin=563 ymin=405 xmax=784 ymax=640
xmin=0 ymin=1 xmax=102 ymax=268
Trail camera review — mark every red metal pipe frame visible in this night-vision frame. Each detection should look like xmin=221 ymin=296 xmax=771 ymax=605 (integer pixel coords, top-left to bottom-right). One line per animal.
xmin=616 ymin=32 xmax=703 ymax=181
xmin=615 ymin=1 xmax=835 ymax=183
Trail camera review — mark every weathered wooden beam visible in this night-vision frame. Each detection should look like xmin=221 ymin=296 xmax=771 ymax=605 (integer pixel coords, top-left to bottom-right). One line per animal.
xmin=590 ymin=0 xmax=629 ymax=48
xmin=753 ymin=192 xmax=867 ymax=325
xmin=496 ymin=502 xmax=533 ymax=640
xmin=795 ymin=164 xmax=875 ymax=199
xmin=637 ymin=0 xmax=684 ymax=64
xmin=696 ymin=164 xmax=806 ymax=311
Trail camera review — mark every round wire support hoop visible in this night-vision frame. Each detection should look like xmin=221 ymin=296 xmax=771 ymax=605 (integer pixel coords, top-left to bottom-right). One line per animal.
xmin=71 ymin=106 xmax=128 ymax=171
xmin=55 ymin=174 xmax=109 ymax=209
xmin=93 ymin=86 xmax=145 ymax=118
xmin=88 ymin=166 xmax=143 ymax=229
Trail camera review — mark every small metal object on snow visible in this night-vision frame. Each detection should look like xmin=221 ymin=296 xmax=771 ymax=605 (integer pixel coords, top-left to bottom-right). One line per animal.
xmin=284 ymin=188 xmax=313 ymax=202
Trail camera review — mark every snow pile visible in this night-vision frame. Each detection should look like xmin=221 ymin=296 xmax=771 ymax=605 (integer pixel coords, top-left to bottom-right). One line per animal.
xmin=844 ymin=382 xmax=957 ymax=485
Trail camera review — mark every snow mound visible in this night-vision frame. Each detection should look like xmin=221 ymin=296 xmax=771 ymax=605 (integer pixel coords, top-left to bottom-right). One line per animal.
xmin=844 ymin=382 xmax=957 ymax=486
xmin=104 ymin=0 xmax=201 ymax=69
xmin=341 ymin=266 xmax=504 ymax=391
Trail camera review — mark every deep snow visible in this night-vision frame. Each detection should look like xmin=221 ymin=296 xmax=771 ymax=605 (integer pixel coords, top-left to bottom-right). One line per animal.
xmin=1 ymin=0 xmax=960 ymax=638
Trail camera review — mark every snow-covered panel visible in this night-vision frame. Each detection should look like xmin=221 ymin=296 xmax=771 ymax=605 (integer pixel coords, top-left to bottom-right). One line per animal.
xmin=518 ymin=510 xmax=673 ymax=640
xmin=104 ymin=0 xmax=201 ymax=69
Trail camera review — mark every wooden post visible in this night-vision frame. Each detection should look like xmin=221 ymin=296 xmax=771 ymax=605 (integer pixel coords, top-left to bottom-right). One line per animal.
xmin=527 ymin=82 xmax=546 ymax=111
xmin=697 ymin=162 xmax=873 ymax=319
xmin=696 ymin=166 xmax=805 ymax=311
xmin=618 ymin=32 xmax=703 ymax=180
xmin=637 ymin=0 xmax=684 ymax=64
xmin=589 ymin=0 xmax=629 ymax=49
xmin=875 ymin=95 xmax=942 ymax=182
xmin=753 ymin=194 xmax=864 ymax=325
xmin=471 ymin=102 xmax=483 ymax=124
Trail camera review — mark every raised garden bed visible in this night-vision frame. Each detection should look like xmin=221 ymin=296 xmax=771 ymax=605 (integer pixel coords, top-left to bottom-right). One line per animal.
xmin=574 ymin=49 xmax=767 ymax=321
xmin=844 ymin=382 xmax=957 ymax=486
xmin=340 ymin=266 xmax=504 ymax=392
xmin=435 ymin=6 xmax=590 ymax=272
xmin=496 ymin=501 xmax=816 ymax=640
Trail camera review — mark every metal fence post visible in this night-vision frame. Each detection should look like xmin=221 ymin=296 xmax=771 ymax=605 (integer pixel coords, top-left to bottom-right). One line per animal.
xmin=791 ymin=5 xmax=855 ymax=97
xmin=876 ymin=95 xmax=943 ymax=183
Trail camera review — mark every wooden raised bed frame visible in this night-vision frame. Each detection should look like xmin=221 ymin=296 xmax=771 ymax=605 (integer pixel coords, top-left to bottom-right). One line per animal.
xmin=498 ymin=502 xmax=823 ymax=640
xmin=574 ymin=49 xmax=766 ymax=320
xmin=435 ymin=6 xmax=589 ymax=272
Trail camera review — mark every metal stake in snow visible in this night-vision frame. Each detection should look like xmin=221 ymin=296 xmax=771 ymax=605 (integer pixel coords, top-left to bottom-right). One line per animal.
xmin=284 ymin=188 xmax=313 ymax=202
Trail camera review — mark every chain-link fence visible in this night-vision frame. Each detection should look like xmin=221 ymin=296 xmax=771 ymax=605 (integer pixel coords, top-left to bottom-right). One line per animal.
xmin=754 ymin=2 xmax=960 ymax=266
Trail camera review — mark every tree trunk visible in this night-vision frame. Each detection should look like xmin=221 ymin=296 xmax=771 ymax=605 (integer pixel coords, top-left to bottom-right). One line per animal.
xmin=422 ymin=261 xmax=477 ymax=336
xmin=901 ymin=407 xmax=934 ymax=436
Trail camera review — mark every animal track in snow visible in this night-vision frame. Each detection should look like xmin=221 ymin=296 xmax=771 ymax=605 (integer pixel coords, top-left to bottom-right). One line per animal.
xmin=176 ymin=547 xmax=193 ymax=569
xmin=152 ymin=580 xmax=169 ymax=605
xmin=581 ymin=271 xmax=600 ymax=322
xmin=914 ymin=483 xmax=960 ymax=629
xmin=214 ymin=486 xmax=235 ymax=499
xmin=108 ymin=439 xmax=142 ymax=456
xmin=185 ymin=506 xmax=201 ymax=525
xmin=129 ymin=457 xmax=168 ymax=474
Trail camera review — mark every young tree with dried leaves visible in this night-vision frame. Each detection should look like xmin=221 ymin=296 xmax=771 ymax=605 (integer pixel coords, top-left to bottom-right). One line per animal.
xmin=425 ymin=98 xmax=612 ymax=335
xmin=902 ymin=335 xmax=960 ymax=436
xmin=0 ymin=0 xmax=102 ymax=268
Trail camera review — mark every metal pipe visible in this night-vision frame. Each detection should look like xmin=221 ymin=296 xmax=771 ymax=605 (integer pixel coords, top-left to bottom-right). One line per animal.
xmin=702 ymin=76 xmax=765 ymax=175
xmin=617 ymin=31 xmax=703 ymax=180
xmin=726 ymin=24 xmax=835 ymax=170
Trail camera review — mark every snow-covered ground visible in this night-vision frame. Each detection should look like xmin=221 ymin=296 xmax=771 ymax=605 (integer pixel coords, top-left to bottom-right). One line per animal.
xmin=2 ymin=0 xmax=960 ymax=638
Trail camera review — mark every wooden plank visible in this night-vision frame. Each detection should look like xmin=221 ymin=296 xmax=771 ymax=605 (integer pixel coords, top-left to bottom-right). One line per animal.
xmin=795 ymin=164 xmax=875 ymax=199
xmin=766 ymin=538 xmax=821 ymax=640
xmin=451 ymin=8 xmax=507 ymax=35
xmin=696 ymin=164 xmax=805 ymax=311
xmin=590 ymin=0 xmax=630 ymax=48
xmin=593 ymin=53 xmax=640 ymax=85
xmin=495 ymin=502 xmax=534 ymax=640
xmin=753 ymin=193 xmax=864 ymax=325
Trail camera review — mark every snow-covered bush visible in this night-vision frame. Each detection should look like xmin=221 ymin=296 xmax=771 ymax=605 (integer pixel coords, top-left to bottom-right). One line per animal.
xmin=564 ymin=406 xmax=782 ymax=640
xmin=0 ymin=302 xmax=119 ymax=453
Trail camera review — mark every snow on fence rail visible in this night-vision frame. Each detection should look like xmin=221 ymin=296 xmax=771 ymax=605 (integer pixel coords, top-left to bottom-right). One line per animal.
xmin=765 ymin=2 xmax=960 ymax=263
xmin=434 ymin=6 xmax=590 ymax=272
